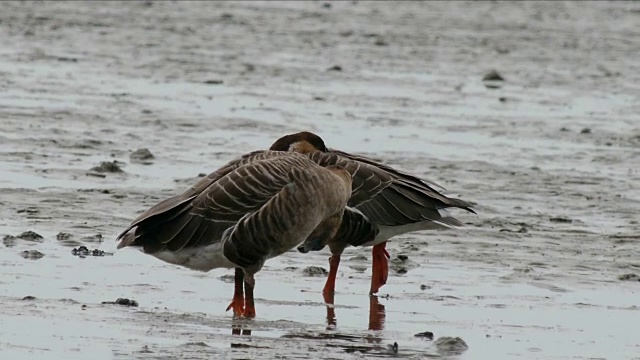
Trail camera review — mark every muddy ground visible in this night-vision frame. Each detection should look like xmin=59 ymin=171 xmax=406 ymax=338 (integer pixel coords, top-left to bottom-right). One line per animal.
xmin=1 ymin=1 xmax=639 ymax=359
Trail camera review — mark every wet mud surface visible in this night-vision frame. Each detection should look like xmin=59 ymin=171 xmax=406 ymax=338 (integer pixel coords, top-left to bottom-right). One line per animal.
xmin=1 ymin=1 xmax=639 ymax=359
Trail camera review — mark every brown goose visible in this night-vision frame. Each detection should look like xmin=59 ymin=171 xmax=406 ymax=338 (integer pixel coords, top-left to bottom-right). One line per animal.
xmin=116 ymin=151 xmax=354 ymax=317
xmin=269 ymin=131 xmax=476 ymax=295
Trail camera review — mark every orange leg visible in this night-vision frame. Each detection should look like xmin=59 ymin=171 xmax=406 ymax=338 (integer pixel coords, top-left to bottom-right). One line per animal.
xmin=226 ymin=268 xmax=245 ymax=316
xmin=323 ymin=289 xmax=336 ymax=328
xmin=323 ymin=254 xmax=341 ymax=295
xmin=369 ymin=242 xmax=390 ymax=294
xmin=243 ymin=277 xmax=256 ymax=318
xmin=368 ymin=295 xmax=386 ymax=331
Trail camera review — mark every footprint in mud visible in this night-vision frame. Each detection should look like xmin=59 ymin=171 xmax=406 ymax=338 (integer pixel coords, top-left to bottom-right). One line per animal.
xmin=434 ymin=336 xmax=469 ymax=355
xmin=390 ymin=254 xmax=419 ymax=274
xmin=347 ymin=255 xmax=368 ymax=272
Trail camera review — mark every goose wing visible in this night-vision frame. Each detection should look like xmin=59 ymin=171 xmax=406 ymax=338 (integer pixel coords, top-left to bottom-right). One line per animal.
xmin=306 ymin=152 xmax=393 ymax=207
xmin=223 ymin=164 xmax=351 ymax=269
xmin=329 ymin=149 xmax=475 ymax=228
xmin=117 ymin=153 xmax=316 ymax=254
xmin=118 ymin=150 xmax=288 ymax=237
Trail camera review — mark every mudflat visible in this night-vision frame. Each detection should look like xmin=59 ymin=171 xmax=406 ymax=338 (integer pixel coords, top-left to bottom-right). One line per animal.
xmin=1 ymin=2 xmax=638 ymax=359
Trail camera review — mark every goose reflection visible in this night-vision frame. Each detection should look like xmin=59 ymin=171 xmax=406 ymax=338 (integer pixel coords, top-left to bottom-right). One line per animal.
xmin=323 ymin=292 xmax=386 ymax=331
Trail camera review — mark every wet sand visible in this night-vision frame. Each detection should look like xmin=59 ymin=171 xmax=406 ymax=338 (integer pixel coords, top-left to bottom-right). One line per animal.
xmin=1 ymin=1 xmax=639 ymax=359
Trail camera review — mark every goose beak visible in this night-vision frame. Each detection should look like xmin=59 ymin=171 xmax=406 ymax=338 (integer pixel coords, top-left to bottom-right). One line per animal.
xmin=297 ymin=237 xmax=326 ymax=253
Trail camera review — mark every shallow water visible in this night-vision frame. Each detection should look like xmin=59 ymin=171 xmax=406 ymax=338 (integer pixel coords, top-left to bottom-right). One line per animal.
xmin=1 ymin=1 xmax=639 ymax=359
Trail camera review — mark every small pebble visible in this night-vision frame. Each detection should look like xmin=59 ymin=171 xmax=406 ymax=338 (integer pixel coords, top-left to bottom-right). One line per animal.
xmin=327 ymin=65 xmax=342 ymax=72
xmin=56 ymin=232 xmax=73 ymax=240
xmin=102 ymin=298 xmax=139 ymax=307
xmin=72 ymin=246 xmax=90 ymax=256
xmin=91 ymin=161 xmax=123 ymax=173
xmin=618 ymin=273 xmax=640 ymax=282
xmin=482 ymin=70 xmax=505 ymax=81
xmin=17 ymin=231 xmax=44 ymax=241
xmin=414 ymin=331 xmax=434 ymax=340
xmin=72 ymin=246 xmax=109 ymax=257
xmin=130 ymin=148 xmax=155 ymax=161
xmin=580 ymin=128 xmax=592 ymax=134
xmin=374 ymin=38 xmax=388 ymax=46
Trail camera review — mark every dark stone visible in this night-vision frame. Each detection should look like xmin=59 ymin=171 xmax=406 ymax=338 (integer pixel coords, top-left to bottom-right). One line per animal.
xmin=102 ymin=298 xmax=139 ymax=307
xmin=550 ymin=217 xmax=572 ymax=223
xmin=618 ymin=273 xmax=640 ymax=282
xmin=130 ymin=148 xmax=155 ymax=161
xmin=71 ymin=245 xmax=109 ymax=257
xmin=17 ymin=231 xmax=44 ymax=241
xmin=56 ymin=232 xmax=73 ymax=240
xmin=483 ymin=70 xmax=505 ymax=81
xmin=90 ymin=161 xmax=123 ymax=173
xmin=387 ymin=342 xmax=398 ymax=354
xmin=414 ymin=331 xmax=434 ymax=340
xmin=374 ymin=38 xmax=388 ymax=46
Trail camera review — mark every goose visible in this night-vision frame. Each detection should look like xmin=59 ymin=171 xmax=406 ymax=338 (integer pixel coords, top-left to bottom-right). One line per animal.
xmin=116 ymin=151 xmax=355 ymax=317
xmin=269 ymin=131 xmax=476 ymax=295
